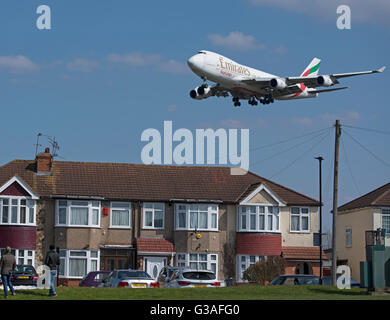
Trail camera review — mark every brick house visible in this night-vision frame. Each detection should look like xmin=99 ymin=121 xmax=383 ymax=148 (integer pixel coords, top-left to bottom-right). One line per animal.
xmin=0 ymin=148 xmax=327 ymax=286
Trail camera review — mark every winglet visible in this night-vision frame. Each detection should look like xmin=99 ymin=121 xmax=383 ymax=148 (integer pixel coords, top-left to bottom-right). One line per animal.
xmin=377 ymin=66 xmax=386 ymax=73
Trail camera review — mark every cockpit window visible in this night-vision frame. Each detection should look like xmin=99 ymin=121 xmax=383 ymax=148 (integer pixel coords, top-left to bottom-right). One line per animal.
xmin=197 ymin=51 xmax=206 ymax=54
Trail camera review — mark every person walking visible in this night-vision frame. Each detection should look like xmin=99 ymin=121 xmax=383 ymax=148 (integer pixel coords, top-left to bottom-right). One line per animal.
xmin=45 ymin=244 xmax=60 ymax=297
xmin=0 ymin=246 xmax=16 ymax=299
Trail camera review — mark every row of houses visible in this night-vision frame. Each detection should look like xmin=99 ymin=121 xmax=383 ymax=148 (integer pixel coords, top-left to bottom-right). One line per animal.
xmin=0 ymin=148 xmax=328 ymax=286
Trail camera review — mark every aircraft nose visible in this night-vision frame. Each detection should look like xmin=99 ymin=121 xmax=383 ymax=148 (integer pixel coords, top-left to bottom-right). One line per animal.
xmin=187 ymin=54 xmax=204 ymax=71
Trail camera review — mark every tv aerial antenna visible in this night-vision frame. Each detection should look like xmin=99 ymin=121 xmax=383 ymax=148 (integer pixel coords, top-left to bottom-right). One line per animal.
xmin=34 ymin=133 xmax=64 ymax=159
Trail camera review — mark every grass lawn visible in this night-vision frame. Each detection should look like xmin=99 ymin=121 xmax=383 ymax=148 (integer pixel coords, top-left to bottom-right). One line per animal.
xmin=2 ymin=285 xmax=390 ymax=300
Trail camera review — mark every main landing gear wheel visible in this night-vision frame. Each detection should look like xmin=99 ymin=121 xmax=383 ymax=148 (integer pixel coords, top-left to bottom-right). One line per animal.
xmin=259 ymin=96 xmax=274 ymax=105
xmin=248 ymin=97 xmax=258 ymax=106
xmin=232 ymin=97 xmax=241 ymax=107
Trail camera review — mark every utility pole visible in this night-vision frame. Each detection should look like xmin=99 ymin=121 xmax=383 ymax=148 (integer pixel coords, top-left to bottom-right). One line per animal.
xmin=315 ymin=156 xmax=324 ymax=284
xmin=331 ymin=120 xmax=341 ymax=286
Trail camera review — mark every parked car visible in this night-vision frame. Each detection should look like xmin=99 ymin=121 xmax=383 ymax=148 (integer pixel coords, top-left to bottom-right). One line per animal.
xmin=100 ymin=269 xmax=158 ymax=288
xmin=157 ymin=266 xmax=180 ymax=288
xmin=321 ymin=276 xmax=361 ymax=288
xmin=269 ymin=274 xmax=320 ymax=286
xmin=79 ymin=270 xmax=111 ymax=287
xmin=163 ymin=268 xmax=220 ymax=288
xmin=11 ymin=265 xmax=39 ymax=286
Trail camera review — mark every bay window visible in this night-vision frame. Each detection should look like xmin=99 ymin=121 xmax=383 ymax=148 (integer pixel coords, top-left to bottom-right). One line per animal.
xmin=110 ymin=202 xmax=131 ymax=228
xmin=290 ymin=207 xmax=310 ymax=232
xmin=143 ymin=203 xmax=164 ymax=229
xmin=56 ymin=200 xmax=100 ymax=227
xmin=237 ymin=255 xmax=263 ymax=281
xmin=175 ymin=204 xmax=218 ymax=231
xmin=0 ymin=197 xmax=36 ymax=225
xmin=59 ymin=250 xmax=99 ymax=278
xmin=176 ymin=253 xmax=218 ymax=276
xmin=238 ymin=206 xmax=279 ymax=232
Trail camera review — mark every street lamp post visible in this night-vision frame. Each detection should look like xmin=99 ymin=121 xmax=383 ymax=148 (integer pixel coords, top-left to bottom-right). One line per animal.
xmin=315 ymin=156 xmax=324 ymax=284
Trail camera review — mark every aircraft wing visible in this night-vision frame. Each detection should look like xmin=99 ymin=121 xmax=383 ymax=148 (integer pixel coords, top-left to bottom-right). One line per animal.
xmin=241 ymin=78 xmax=273 ymax=88
xmin=308 ymin=86 xmax=348 ymax=94
xmin=286 ymin=66 xmax=386 ymax=87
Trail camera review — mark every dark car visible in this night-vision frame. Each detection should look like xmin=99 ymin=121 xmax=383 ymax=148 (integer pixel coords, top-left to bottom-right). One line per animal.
xmin=11 ymin=265 xmax=39 ymax=286
xmin=321 ymin=276 xmax=361 ymax=288
xmin=269 ymin=274 xmax=320 ymax=286
xmin=79 ymin=271 xmax=111 ymax=287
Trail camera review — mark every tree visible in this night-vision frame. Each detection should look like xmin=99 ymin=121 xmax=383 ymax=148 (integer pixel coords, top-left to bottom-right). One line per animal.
xmin=242 ymin=256 xmax=286 ymax=285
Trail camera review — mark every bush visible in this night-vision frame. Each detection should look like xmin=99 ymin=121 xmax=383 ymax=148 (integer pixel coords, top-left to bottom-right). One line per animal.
xmin=242 ymin=256 xmax=286 ymax=285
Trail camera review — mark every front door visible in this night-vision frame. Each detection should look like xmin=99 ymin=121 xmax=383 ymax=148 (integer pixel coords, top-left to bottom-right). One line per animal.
xmin=105 ymin=257 xmax=128 ymax=271
xmin=144 ymin=257 xmax=166 ymax=280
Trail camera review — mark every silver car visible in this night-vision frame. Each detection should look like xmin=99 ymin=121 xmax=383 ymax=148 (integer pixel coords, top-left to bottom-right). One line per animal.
xmin=164 ymin=268 xmax=220 ymax=288
xmin=101 ymin=269 xmax=158 ymax=288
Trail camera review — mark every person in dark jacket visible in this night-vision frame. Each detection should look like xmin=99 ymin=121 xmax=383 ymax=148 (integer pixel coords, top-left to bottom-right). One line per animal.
xmin=45 ymin=244 xmax=60 ymax=297
xmin=0 ymin=246 xmax=16 ymax=298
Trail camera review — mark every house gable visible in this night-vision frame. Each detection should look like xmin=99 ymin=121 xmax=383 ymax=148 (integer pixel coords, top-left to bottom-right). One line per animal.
xmin=0 ymin=176 xmax=39 ymax=199
xmin=239 ymin=184 xmax=285 ymax=206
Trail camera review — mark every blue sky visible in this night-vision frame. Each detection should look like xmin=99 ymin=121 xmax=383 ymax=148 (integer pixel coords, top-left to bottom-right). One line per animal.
xmin=1 ymin=0 xmax=389 ymax=237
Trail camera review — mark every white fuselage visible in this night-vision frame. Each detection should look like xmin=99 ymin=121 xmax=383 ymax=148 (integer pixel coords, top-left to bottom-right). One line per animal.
xmin=187 ymin=50 xmax=316 ymax=100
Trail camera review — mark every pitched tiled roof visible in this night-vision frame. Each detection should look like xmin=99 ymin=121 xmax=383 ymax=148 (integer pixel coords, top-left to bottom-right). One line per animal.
xmin=0 ymin=159 xmax=319 ymax=205
xmin=338 ymin=182 xmax=390 ymax=212
xmin=282 ymin=246 xmax=328 ymax=260
xmin=136 ymin=238 xmax=174 ymax=253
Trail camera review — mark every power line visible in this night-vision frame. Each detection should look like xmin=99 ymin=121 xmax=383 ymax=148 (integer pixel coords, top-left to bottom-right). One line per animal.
xmin=341 ymin=136 xmax=361 ymax=195
xmin=342 ymin=124 xmax=390 ymax=136
xmin=269 ymin=130 xmax=331 ymax=179
xmin=343 ymin=129 xmax=390 ymax=170
xmin=250 ymin=126 xmax=332 ymax=152
xmin=251 ymin=129 xmax=331 ymax=168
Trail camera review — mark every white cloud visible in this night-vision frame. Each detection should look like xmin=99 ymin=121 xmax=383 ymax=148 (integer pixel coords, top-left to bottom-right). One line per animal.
xmin=289 ymin=110 xmax=360 ymax=127
xmin=0 ymin=55 xmax=38 ymax=73
xmin=107 ymin=53 xmax=161 ymax=67
xmin=208 ymin=31 xmax=265 ymax=51
xmin=248 ymin=0 xmax=390 ymax=26
xmin=67 ymin=58 xmax=99 ymax=72
xmin=292 ymin=117 xmax=315 ymax=126
xmin=107 ymin=52 xmax=188 ymax=74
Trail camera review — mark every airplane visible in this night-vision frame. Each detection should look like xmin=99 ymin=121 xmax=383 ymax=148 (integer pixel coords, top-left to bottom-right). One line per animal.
xmin=187 ymin=50 xmax=385 ymax=107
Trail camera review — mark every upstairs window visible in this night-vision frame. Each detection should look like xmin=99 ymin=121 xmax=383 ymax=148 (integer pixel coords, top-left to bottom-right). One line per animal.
xmin=0 ymin=198 xmax=36 ymax=226
xmin=238 ymin=206 xmax=279 ymax=232
xmin=56 ymin=200 xmax=100 ymax=227
xmin=143 ymin=203 xmax=164 ymax=229
xmin=175 ymin=204 xmax=218 ymax=231
xmin=382 ymin=209 xmax=390 ymax=234
xmin=345 ymin=227 xmax=352 ymax=247
xmin=110 ymin=202 xmax=131 ymax=228
xmin=290 ymin=207 xmax=310 ymax=232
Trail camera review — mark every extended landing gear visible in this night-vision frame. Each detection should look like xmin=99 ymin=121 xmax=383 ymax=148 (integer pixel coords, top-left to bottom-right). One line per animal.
xmin=248 ymin=97 xmax=258 ymax=106
xmin=232 ymin=97 xmax=241 ymax=107
xmin=259 ymin=95 xmax=274 ymax=105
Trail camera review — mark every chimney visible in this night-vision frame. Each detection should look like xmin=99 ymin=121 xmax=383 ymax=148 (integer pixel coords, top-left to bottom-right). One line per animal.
xmin=36 ymin=147 xmax=53 ymax=174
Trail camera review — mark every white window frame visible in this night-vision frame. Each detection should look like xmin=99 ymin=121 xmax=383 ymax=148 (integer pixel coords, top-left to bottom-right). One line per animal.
xmin=290 ymin=207 xmax=310 ymax=233
xmin=55 ymin=200 xmax=100 ymax=228
xmin=0 ymin=249 xmax=35 ymax=267
xmin=236 ymin=255 xmax=263 ymax=282
xmin=174 ymin=204 xmax=218 ymax=231
xmin=381 ymin=209 xmax=390 ymax=234
xmin=109 ymin=202 xmax=131 ymax=229
xmin=345 ymin=227 xmax=352 ymax=247
xmin=142 ymin=202 xmax=165 ymax=229
xmin=237 ymin=205 xmax=280 ymax=232
xmin=0 ymin=196 xmax=36 ymax=226
xmin=176 ymin=252 xmax=218 ymax=278
xmin=59 ymin=249 xmax=100 ymax=279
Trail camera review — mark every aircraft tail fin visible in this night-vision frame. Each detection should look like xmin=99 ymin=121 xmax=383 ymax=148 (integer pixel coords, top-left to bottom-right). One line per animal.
xmin=301 ymin=58 xmax=321 ymax=77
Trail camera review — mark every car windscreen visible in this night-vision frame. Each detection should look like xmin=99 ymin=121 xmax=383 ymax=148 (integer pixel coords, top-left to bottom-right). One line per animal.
xmin=182 ymin=272 xmax=216 ymax=280
xmin=14 ymin=265 xmax=35 ymax=274
xmin=270 ymin=277 xmax=284 ymax=285
xmin=299 ymin=277 xmax=319 ymax=285
xmin=118 ymin=271 xmax=152 ymax=280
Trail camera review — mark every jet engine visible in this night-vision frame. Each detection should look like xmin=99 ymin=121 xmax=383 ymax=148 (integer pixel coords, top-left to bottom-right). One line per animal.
xmin=317 ymin=75 xmax=334 ymax=87
xmin=189 ymin=86 xmax=212 ymax=100
xmin=270 ymin=78 xmax=288 ymax=90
